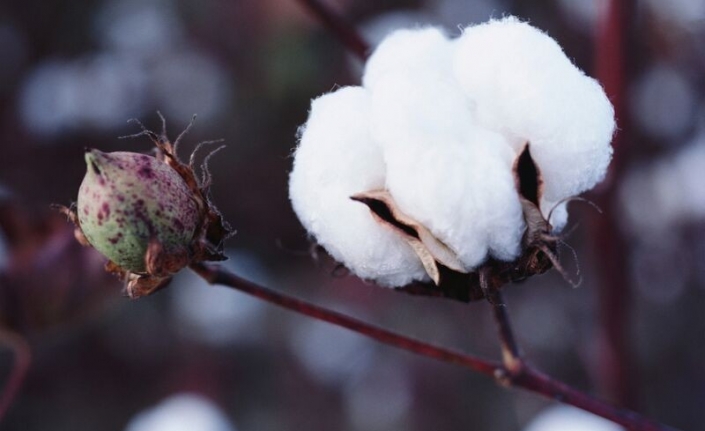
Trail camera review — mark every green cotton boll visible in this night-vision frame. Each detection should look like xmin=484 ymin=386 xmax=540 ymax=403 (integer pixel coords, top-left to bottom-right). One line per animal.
xmin=77 ymin=149 xmax=199 ymax=273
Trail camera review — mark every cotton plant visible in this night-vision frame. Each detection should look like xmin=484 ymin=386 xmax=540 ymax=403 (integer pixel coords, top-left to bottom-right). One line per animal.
xmin=289 ymin=17 xmax=615 ymax=298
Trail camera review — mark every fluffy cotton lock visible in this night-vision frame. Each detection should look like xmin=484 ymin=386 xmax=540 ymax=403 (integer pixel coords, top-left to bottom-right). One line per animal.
xmin=364 ymin=28 xmax=525 ymax=269
xmin=289 ymin=86 xmax=429 ymax=286
xmin=453 ymin=17 xmax=615 ymax=227
xmin=289 ymin=17 xmax=614 ymax=287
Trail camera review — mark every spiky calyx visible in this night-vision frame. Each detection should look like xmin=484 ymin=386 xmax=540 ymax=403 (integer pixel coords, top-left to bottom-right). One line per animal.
xmin=58 ymin=114 xmax=233 ymax=298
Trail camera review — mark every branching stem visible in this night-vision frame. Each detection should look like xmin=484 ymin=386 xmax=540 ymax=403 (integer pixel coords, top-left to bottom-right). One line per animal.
xmin=0 ymin=327 xmax=31 ymax=421
xmin=295 ymin=0 xmax=370 ymax=61
xmin=190 ymin=263 xmax=679 ymax=431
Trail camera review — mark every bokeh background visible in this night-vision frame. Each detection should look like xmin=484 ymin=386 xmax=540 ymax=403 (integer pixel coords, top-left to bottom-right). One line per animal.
xmin=1 ymin=0 xmax=704 ymax=430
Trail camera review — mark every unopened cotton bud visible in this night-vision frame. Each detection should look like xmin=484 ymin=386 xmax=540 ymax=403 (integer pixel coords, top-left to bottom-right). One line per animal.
xmin=59 ymin=114 xmax=232 ymax=298
xmin=77 ymin=149 xmax=199 ymax=272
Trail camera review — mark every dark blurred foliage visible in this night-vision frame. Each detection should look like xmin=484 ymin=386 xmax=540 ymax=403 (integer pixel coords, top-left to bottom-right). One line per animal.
xmin=0 ymin=0 xmax=704 ymax=430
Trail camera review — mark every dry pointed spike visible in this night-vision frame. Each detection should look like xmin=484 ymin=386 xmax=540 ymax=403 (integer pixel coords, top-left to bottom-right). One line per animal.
xmin=122 ymin=114 xmax=176 ymax=159
xmin=156 ymin=111 xmax=167 ymax=139
xmin=546 ymin=196 xmax=603 ymax=227
xmin=537 ymin=243 xmax=582 ymax=288
xmin=120 ymin=118 xmax=159 ymax=142
xmin=200 ymin=144 xmax=226 ymax=188
xmin=173 ymin=114 xmax=197 ymax=156
xmin=557 ymin=239 xmax=581 ymax=279
xmin=556 ymin=222 xmax=581 ymax=241
xmin=351 ymin=190 xmax=467 ymax=281
xmin=189 ymin=140 xmax=224 ymax=169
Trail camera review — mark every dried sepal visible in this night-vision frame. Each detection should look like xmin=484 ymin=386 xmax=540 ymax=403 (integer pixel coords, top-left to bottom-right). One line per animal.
xmin=392 ymin=144 xmax=579 ymax=302
xmin=351 ymin=190 xmax=466 ymax=285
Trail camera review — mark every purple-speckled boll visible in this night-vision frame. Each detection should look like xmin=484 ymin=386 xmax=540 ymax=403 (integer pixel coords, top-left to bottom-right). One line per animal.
xmin=77 ymin=149 xmax=199 ymax=273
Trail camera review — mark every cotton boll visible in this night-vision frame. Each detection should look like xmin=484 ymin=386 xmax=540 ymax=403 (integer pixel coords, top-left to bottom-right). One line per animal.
xmin=289 ymin=86 xmax=428 ymax=286
xmin=453 ymin=17 xmax=615 ymax=216
xmin=366 ymin=35 xmax=524 ymax=268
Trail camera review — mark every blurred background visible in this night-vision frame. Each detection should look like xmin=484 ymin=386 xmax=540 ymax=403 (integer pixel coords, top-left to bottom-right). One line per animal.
xmin=0 ymin=0 xmax=704 ymax=430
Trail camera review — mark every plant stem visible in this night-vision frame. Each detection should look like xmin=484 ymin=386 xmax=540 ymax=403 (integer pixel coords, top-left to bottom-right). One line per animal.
xmin=190 ymin=263 xmax=680 ymax=431
xmin=487 ymin=289 xmax=677 ymax=431
xmin=0 ymin=327 xmax=31 ymax=421
xmin=190 ymin=262 xmax=498 ymax=374
xmin=592 ymin=0 xmax=636 ymax=407
xmin=295 ymin=0 xmax=370 ymax=61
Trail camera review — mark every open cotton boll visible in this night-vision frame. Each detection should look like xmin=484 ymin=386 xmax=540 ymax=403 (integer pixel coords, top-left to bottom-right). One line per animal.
xmin=453 ymin=17 xmax=615 ymax=223
xmin=367 ymin=48 xmax=524 ymax=268
xmin=363 ymin=26 xmax=452 ymax=91
xmin=289 ymin=86 xmax=428 ymax=287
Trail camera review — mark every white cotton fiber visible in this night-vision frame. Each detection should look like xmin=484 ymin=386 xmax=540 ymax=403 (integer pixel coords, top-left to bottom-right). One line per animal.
xmin=289 ymin=86 xmax=429 ymax=286
xmin=289 ymin=18 xmax=614 ymax=287
xmin=363 ymin=27 xmax=452 ymax=91
xmin=364 ymin=30 xmax=524 ymax=268
xmin=453 ymin=17 xmax=615 ymax=224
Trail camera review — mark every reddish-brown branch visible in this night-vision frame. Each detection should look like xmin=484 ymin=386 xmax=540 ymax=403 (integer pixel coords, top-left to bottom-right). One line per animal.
xmin=295 ymin=0 xmax=370 ymax=61
xmin=489 ymin=290 xmax=677 ymax=431
xmin=190 ymin=263 xmax=679 ymax=431
xmin=0 ymin=327 xmax=31 ymax=421
xmin=190 ymin=262 xmax=498 ymax=374
xmin=592 ymin=0 xmax=636 ymax=407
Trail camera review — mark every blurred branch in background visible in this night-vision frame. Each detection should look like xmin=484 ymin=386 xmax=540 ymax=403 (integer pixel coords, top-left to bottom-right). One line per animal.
xmin=592 ymin=0 xmax=636 ymax=407
xmin=0 ymin=328 xmax=30 ymax=422
xmin=295 ymin=0 xmax=370 ymax=60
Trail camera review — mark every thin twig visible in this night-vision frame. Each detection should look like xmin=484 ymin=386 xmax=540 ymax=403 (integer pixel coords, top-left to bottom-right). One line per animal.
xmin=189 ymin=262 xmax=680 ymax=431
xmin=295 ymin=0 xmax=370 ymax=61
xmin=0 ymin=327 xmax=31 ymax=421
xmin=190 ymin=262 xmax=498 ymax=374
xmin=485 ymin=287 xmax=522 ymax=374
